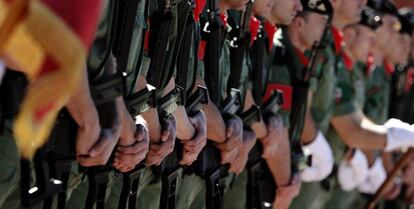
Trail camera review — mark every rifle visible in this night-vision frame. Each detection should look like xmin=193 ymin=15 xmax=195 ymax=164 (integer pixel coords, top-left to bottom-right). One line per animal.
xmin=246 ymin=90 xmax=283 ymax=209
xmin=186 ymin=86 xmax=209 ymax=116
xmin=365 ymin=148 xmax=414 ymax=209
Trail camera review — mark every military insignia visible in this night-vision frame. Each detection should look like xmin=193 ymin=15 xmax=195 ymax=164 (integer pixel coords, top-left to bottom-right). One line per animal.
xmin=335 ymin=87 xmax=343 ymax=104
xmin=264 ymin=83 xmax=292 ymax=112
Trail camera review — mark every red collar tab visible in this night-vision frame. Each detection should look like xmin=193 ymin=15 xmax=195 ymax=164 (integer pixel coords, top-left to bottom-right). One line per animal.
xmin=404 ymin=67 xmax=414 ymax=93
xmin=144 ymin=21 xmax=151 ymax=53
xmin=193 ymin=0 xmax=206 ymax=23
xmin=250 ymin=16 xmax=260 ymax=46
xmin=264 ymin=21 xmax=277 ymax=52
xmin=342 ymin=51 xmax=354 ymax=71
xmin=219 ymin=12 xmax=227 ymax=27
xmin=198 ymin=40 xmax=207 ymax=60
xmin=332 ymin=26 xmax=344 ymax=55
xmin=294 ymin=47 xmax=309 ymax=66
xmin=384 ymin=60 xmax=395 ymax=76
xmin=365 ymin=53 xmax=374 ymax=77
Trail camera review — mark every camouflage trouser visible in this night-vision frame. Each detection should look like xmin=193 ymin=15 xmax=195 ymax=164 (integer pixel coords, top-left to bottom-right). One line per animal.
xmin=175 ymin=173 xmax=204 ymax=209
xmin=0 ymin=122 xmax=20 ymax=209
xmin=0 ymin=121 xmax=51 ymax=209
xmin=66 ymin=166 xmax=157 ymax=209
xmin=320 ymin=180 xmax=359 ymax=209
xmin=223 ymin=171 xmax=247 ymax=209
xmin=189 ymin=173 xmax=235 ymax=209
xmin=289 ymin=182 xmax=324 ymax=209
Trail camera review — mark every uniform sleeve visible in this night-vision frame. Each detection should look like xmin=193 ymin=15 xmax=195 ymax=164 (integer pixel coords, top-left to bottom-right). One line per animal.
xmin=197 ymin=60 xmax=205 ymax=79
xmin=266 ymin=64 xmax=292 ymax=128
xmin=333 ymin=68 xmax=357 ymax=116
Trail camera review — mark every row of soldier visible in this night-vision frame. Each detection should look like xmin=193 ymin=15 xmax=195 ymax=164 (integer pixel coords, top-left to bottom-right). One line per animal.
xmin=2 ymin=0 xmax=414 ymax=209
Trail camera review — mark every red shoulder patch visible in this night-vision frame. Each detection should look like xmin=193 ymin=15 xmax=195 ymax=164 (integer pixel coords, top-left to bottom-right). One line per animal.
xmin=263 ymin=83 xmax=292 ymax=112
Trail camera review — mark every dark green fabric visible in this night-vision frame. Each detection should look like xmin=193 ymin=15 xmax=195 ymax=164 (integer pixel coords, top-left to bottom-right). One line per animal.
xmin=364 ymin=65 xmax=391 ymax=124
xmin=267 ymin=28 xmax=306 ymax=152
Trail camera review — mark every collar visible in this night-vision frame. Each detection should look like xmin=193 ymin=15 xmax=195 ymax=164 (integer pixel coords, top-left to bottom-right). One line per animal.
xmin=193 ymin=0 xmax=206 ymax=23
xmin=331 ymin=26 xmax=344 ymax=55
xmin=405 ymin=67 xmax=414 ymax=93
xmin=365 ymin=53 xmax=375 ymax=77
xmin=342 ymin=51 xmax=354 ymax=71
xmin=294 ymin=47 xmax=309 ymax=67
xmin=384 ymin=60 xmax=395 ymax=76
xmin=250 ymin=16 xmax=260 ymax=46
xmin=264 ymin=21 xmax=277 ymax=52
xmin=219 ymin=12 xmax=227 ymax=27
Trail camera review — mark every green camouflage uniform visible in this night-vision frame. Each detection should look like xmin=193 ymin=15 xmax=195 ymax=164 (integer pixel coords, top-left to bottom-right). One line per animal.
xmin=320 ymin=53 xmax=368 ymax=209
xmin=290 ymin=30 xmax=337 ymax=209
xmin=66 ymin=0 xmax=150 ymax=208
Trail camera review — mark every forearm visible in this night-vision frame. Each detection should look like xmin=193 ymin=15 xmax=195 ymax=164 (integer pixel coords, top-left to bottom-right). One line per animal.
xmin=173 ymin=106 xmax=196 ymax=140
xmin=195 ymin=79 xmax=226 ymax=143
xmin=301 ymin=93 xmax=317 ymax=144
xmin=162 ymin=78 xmax=195 ymax=140
xmin=136 ymin=75 xmax=162 ymax=142
xmin=244 ymin=89 xmax=267 ymax=139
xmin=265 ymin=128 xmax=292 ymax=186
xmin=331 ymin=113 xmax=387 ymax=150
xmin=66 ymin=67 xmax=99 ymax=130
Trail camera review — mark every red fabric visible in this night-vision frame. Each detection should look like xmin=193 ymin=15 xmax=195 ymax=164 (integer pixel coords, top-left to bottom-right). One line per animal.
xmin=249 ymin=16 xmax=260 ymax=46
xmin=144 ymin=29 xmax=150 ymax=53
xmin=342 ymin=51 xmax=354 ymax=71
xmin=194 ymin=0 xmax=206 ymax=22
xmin=384 ymin=60 xmax=395 ymax=76
xmin=294 ymin=47 xmax=309 ymax=66
xmin=404 ymin=67 xmax=414 ymax=93
xmin=219 ymin=13 xmax=227 ymax=27
xmin=37 ymin=0 xmax=102 ymax=77
xmin=263 ymin=83 xmax=292 ymax=112
xmin=331 ymin=26 xmax=344 ymax=55
xmin=41 ymin=0 xmax=102 ymax=50
xmin=264 ymin=21 xmax=277 ymax=52
xmin=365 ymin=53 xmax=374 ymax=77
xmin=198 ymin=40 xmax=207 ymax=60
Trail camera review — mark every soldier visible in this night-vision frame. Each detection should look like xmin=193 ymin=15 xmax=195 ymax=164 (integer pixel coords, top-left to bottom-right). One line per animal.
xmin=329 ymin=8 xmax=386 ymax=209
xmin=65 ymin=0 xmax=209 ymax=208
xmin=264 ymin=1 xmax=336 ymax=209
xmin=289 ymin=0 xmax=365 ymax=208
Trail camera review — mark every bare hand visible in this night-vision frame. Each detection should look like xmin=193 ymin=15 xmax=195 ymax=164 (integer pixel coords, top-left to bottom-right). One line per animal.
xmin=145 ymin=117 xmax=176 ymax=166
xmin=229 ymin=130 xmax=256 ymax=174
xmin=273 ymin=174 xmax=301 ymax=209
xmin=114 ymin=120 xmax=150 ymax=172
xmin=403 ymin=162 xmax=414 ymax=202
xmin=261 ymin=115 xmax=284 ymax=159
xmin=382 ymin=177 xmax=402 ymax=200
xmin=77 ymin=128 xmax=119 ymax=166
xmin=180 ymin=111 xmax=207 ymax=166
xmin=216 ymin=116 xmax=243 ymax=164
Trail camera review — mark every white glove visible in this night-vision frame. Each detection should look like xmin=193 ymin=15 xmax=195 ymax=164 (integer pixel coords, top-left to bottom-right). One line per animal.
xmin=358 ymin=157 xmax=386 ymax=194
xmin=385 ymin=118 xmax=414 ymax=152
xmin=338 ymin=149 xmax=369 ymax=191
xmin=300 ymin=131 xmax=334 ymax=182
